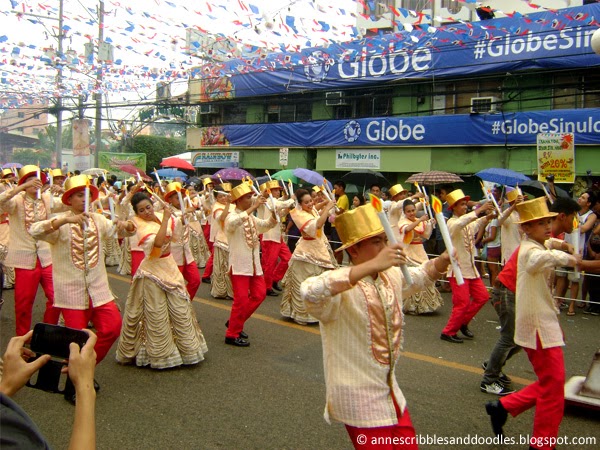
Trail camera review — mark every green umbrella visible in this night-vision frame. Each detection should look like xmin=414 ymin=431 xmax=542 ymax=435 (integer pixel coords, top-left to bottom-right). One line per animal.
xmin=270 ymin=169 xmax=299 ymax=184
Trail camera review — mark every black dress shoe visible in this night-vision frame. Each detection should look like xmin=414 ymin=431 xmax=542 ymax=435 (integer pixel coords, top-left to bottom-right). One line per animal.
xmin=266 ymin=289 xmax=279 ymax=297
xmin=272 ymin=282 xmax=283 ymax=292
xmin=485 ymin=400 xmax=508 ymax=436
xmin=201 ymin=277 xmax=211 ymax=284
xmin=440 ymin=333 xmax=463 ymax=343
xmin=93 ymin=379 xmax=100 ymax=392
xmin=225 ymin=336 xmax=250 ymax=347
xmin=460 ymin=325 xmax=474 ymax=339
xmin=225 ymin=321 xmax=248 ymax=339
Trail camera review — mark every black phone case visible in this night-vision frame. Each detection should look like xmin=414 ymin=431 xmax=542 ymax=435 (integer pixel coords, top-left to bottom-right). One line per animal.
xmin=26 ymin=356 xmax=67 ymax=394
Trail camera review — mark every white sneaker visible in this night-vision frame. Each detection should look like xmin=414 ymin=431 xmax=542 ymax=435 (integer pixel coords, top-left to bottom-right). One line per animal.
xmin=480 ymin=381 xmax=515 ymax=396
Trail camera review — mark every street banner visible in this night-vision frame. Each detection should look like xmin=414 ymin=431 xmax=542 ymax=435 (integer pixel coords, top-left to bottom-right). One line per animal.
xmin=99 ymin=152 xmax=147 ymax=178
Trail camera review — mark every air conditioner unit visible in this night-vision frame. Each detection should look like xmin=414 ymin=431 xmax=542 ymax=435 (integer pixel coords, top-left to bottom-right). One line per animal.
xmin=199 ymin=104 xmax=219 ymax=114
xmin=470 ymin=96 xmax=500 ymax=113
xmin=156 ymin=82 xmax=171 ymax=102
xmin=326 ymin=91 xmax=348 ymax=106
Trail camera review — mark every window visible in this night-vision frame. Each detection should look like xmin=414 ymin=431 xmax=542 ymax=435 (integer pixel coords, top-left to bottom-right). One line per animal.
xmin=442 ymin=0 xmax=462 ymax=14
xmin=17 ymin=127 xmax=24 ymax=133
xmin=34 ymin=113 xmax=40 ymax=119
xmin=32 ymin=128 xmax=40 ymax=135
xmin=402 ymin=1 xmax=428 ymax=12
xmin=17 ymin=112 xmax=25 ymax=118
xmin=365 ymin=0 xmax=394 ymax=19
xmin=553 ymin=74 xmax=579 ymax=109
xmin=222 ymin=103 xmax=247 ymax=124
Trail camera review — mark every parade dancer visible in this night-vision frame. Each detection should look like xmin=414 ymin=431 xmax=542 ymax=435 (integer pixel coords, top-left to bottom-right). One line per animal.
xmin=164 ymin=182 xmax=201 ymax=300
xmin=300 ymin=204 xmax=452 ymax=450
xmin=0 ymin=165 xmax=62 ymax=335
xmin=258 ymin=180 xmax=294 ymax=296
xmin=440 ymin=189 xmax=495 ymax=343
xmin=30 ymin=175 xmax=136 ymax=400
xmin=281 ymin=189 xmax=336 ymax=325
xmin=224 ymin=183 xmax=277 ymax=346
xmin=486 ymin=198 xmax=580 ymax=450
xmin=209 ymin=183 xmax=234 ymax=300
xmin=116 ymin=192 xmax=208 ymax=369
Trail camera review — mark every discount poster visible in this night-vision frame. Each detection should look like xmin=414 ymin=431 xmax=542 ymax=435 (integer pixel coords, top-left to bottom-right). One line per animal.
xmin=536 ymin=133 xmax=575 ymax=183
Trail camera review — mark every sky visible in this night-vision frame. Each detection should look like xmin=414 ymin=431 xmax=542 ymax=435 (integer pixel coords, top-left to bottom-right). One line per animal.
xmin=1 ymin=0 xmax=359 ymax=112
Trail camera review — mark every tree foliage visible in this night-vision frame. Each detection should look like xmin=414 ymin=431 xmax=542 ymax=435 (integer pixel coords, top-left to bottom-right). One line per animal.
xmin=130 ymin=135 xmax=186 ymax=171
xmin=13 ymin=148 xmax=52 ymax=167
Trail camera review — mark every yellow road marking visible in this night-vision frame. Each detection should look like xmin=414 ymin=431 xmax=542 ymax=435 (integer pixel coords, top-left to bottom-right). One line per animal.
xmin=108 ymin=272 xmax=533 ymax=385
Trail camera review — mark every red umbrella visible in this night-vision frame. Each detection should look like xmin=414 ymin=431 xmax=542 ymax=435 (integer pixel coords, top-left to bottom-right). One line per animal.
xmin=160 ymin=157 xmax=195 ymax=171
xmin=118 ymin=164 xmax=152 ymax=181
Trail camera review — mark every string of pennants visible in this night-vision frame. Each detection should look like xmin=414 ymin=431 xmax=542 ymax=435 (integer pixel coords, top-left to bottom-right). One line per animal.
xmin=0 ymin=0 xmax=597 ymax=110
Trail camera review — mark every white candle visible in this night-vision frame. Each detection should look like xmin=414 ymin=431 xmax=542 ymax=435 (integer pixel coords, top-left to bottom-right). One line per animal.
xmin=154 ymin=169 xmax=165 ymax=192
xmin=376 ymin=210 xmax=413 ymax=285
xmin=176 ymin=188 xmax=188 ymax=225
xmin=108 ymin=196 xmax=115 ymax=222
xmin=36 ymin=167 xmax=41 ymax=200
xmin=572 ymin=218 xmax=580 ymax=280
xmin=267 ymin=189 xmax=280 ymax=222
xmin=434 ymin=211 xmax=464 ymax=285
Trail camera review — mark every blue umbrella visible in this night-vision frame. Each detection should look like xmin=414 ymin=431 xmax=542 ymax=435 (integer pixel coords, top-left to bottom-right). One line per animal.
xmin=155 ymin=168 xmax=188 ymax=180
xmin=293 ymin=168 xmax=332 ymax=189
xmin=475 ymin=168 xmax=530 ymax=186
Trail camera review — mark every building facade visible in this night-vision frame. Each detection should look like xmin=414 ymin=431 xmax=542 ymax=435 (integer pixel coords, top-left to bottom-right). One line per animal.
xmin=184 ymin=3 xmax=600 ymax=194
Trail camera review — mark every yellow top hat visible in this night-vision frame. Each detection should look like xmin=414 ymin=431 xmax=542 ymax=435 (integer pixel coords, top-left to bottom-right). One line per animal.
xmin=515 ymin=197 xmax=557 ymax=224
xmin=505 ymin=187 xmax=523 ymax=203
xmin=1 ymin=168 xmax=15 ymax=179
xmin=312 ymin=185 xmax=322 ymax=193
xmin=446 ymin=189 xmax=470 ymax=209
xmin=219 ymin=182 xmax=232 ymax=192
xmin=230 ymin=182 xmax=253 ymax=202
xmin=61 ymin=174 xmax=99 ymax=205
xmin=388 ymin=184 xmax=408 ymax=198
xmin=18 ymin=165 xmax=48 ymax=186
xmin=202 ymin=177 xmax=214 ymax=187
xmin=334 ymin=204 xmax=385 ymax=253
xmin=164 ymin=182 xmax=187 ymax=201
xmin=50 ymin=168 xmax=66 ymax=179
xmin=259 ymin=180 xmax=280 ymax=193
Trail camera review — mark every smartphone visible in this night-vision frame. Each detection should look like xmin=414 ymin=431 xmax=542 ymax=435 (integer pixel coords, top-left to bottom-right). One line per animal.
xmin=30 ymin=323 xmax=89 ymax=359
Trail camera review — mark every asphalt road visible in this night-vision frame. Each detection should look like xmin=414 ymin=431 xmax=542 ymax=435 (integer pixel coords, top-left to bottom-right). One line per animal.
xmin=1 ymin=269 xmax=598 ymax=449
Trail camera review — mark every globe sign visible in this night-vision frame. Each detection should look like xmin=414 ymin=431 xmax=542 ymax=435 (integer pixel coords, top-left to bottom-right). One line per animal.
xmin=592 ymin=28 xmax=600 ymax=56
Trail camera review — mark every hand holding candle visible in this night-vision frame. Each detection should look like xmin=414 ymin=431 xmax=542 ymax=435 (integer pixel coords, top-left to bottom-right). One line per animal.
xmin=431 ymin=195 xmax=464 ymax=285
xmin=370 ymin=194 xmax=412 ymax=285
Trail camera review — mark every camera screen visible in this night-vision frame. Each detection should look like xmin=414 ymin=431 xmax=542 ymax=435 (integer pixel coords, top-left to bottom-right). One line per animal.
xmin=30 ymin=324 xmax=89 ymax=359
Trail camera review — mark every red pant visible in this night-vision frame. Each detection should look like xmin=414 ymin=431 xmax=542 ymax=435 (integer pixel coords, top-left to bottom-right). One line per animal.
xmin=14 ymin=260 xmax=59 ymax=336
xmin=131 ymin=250 xmax=145 ymax=277
xmin=442 ymin=277 xmax=489 ymax=335
xmin=346 ymin=408 xmax=417 ymax=450
xmin=61 ymin=301 xmax=122 ymax=364
xmin=261 ymin=240 xmax=292 ymax=288
xmin=500 ymin=335 xmax=565 ymax=450
xmin=179 ymin=261 xmax=200 ymax=299
xmin=226 ymin=274 xmax=266 ymax=339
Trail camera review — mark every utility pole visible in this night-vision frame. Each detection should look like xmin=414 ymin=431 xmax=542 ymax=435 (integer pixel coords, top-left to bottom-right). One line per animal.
xmin=55 ymin=0 xmax=64 ymax=169
xmin=94 ymin=1 xmax=104 ymax=168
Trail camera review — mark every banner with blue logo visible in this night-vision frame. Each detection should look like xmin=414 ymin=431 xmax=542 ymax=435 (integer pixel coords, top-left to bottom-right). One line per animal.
xmin=194 ymin=5 xmax=600 ymax=100
xmin=190 ymin=109 xmax=600 ymax=148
